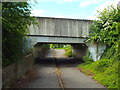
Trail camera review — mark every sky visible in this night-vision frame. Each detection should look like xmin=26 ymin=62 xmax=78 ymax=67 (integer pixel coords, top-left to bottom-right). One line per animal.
xmin=29 ymin=0 xmax=120 ymax=20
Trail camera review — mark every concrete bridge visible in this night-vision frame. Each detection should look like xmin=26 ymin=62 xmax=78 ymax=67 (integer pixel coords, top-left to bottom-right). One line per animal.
xmin=27 ymin=17 xmax=92 ymax=44
xmin=25 ymin=17 xmax=106 ymax=61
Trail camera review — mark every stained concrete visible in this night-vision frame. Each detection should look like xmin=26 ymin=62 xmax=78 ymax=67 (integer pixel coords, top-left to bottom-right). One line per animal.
xmin=28 ymin=17 xmax=92 ymax=37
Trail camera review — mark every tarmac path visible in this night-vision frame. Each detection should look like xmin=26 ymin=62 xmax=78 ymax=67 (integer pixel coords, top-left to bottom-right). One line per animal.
xmin=13 ymin=49 xmax=105 ymax=89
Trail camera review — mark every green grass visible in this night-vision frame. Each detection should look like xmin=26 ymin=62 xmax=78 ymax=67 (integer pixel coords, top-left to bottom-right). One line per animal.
xmin=78 ymin=59 xmax=119 ymax=89
xmin=78 ymin=45 xmax=119 ymax=89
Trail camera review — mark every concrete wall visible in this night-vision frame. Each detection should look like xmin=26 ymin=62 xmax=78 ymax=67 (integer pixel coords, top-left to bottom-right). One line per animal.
xmin=2 ymin=54 xmax=34 ymax=87
xmin=72 ymin=44 xmax=88 ymax=58
xmin=88 ymin=43 xmax=106 ymax=61
xmin=28 ymin=17 xmax=92 ymax=38
xmin=72 ymin=43 xmax=106 ymax=61
xmin=33 ymin=44 xmax=50 ymax=59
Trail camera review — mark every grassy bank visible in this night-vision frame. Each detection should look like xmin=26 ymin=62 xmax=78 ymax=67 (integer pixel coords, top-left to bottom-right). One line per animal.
xmin=78 ymin=59 xmax=119 ymax=88
xmin=78 ymin=46 xmax=119 ymax=89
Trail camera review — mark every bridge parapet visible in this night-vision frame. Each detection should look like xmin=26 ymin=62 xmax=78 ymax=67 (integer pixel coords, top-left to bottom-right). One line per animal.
xmin=28 ymin=17 xmax=92 ymax=38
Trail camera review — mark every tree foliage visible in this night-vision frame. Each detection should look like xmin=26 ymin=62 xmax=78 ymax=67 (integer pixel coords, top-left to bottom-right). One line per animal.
xmin=2 ymin=2 xmax=35 ymax=66
xmin=50 ymin=44 xmax=67 ymax=49
xmin=88 ymin=5 xmax=120 ymax=50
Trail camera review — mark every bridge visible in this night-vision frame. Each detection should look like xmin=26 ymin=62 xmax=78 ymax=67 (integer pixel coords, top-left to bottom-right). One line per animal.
xmin=27 ymin=17 xmax=92 ymax=44
xmin=25 ymin=17 xmax=105 ymax=61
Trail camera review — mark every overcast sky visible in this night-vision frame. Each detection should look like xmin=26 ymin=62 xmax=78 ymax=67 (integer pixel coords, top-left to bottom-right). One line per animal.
xmin=29 ymin=0 xmax=119 ymax=20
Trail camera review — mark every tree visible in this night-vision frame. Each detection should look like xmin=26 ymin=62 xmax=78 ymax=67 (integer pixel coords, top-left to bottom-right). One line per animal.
xmin=88 ymin=5 xmax=120 ymax=49
xmin=2 ymin=2 xmax=35 ymax=66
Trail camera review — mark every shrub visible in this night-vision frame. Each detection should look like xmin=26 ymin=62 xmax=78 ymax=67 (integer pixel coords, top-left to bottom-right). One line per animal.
xmin=65 ymin=49 xmax=72 ymax=57
xmin=2 ymin=2 xmax=36 ymax=66
xmin=64 ymin=45 xmax=73 ymax=57
xmin=82 ymin=56 xmax=94 ymax=64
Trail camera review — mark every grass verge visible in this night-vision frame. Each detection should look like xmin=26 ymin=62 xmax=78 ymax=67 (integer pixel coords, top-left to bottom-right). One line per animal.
xmin=78 ymin=59 xmax=119 ymax=89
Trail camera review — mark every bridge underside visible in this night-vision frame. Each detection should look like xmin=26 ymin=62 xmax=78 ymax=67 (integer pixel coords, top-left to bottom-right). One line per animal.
xmin=27 ymin=35 xmax=86 ymax=44
xmin=24 ymin=35 xmax=106 ymax=62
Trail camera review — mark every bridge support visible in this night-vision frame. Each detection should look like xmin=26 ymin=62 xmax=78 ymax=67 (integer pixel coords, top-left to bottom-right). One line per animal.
xmin=72 ymin=43 xmax=106 ymax=61
xmin=87 ymin=42 xmax=106 ymax=61
xmin=72 ymin=44 xmax=88 ymax=58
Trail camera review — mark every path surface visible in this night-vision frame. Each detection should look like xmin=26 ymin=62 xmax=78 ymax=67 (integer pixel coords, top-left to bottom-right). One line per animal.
xmin=16 ymin=49 xmax=105 ymax=88
xmin=26 ymin=64 xmax=59 ymax=88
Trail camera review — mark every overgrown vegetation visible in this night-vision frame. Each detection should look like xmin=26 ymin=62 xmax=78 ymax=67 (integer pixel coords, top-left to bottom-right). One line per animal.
xmin=78 ymin=5 xmax=119 ymax=89
xmin=78 ymin=46 xmax=119 ymax=88
xmin=86 ymin=5 xmax=120 ymax=50
xmin=50 ymin=44 xmax=67 ymax=49
xmin=2 ymin=2 xmax=36 ymax=67
xmin=82 ymin=56 xmax=93 ymax=65
xmin=64 ymin=45 xmax=73 ymax=57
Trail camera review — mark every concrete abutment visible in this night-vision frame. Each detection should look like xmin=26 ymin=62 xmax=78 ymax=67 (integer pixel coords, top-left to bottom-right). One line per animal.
xmin=72 ymin=43 xmax=106 ymax=61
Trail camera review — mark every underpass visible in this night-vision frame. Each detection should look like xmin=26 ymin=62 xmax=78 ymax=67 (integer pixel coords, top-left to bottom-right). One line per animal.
xmin=13 ymin=49 xmax=105 ymax=88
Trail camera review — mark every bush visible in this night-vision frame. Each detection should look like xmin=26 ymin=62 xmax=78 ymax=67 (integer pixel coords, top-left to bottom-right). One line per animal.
xmin=25 ymin=48 xmax=33 ymax=55
xmin=64 ymin=45 xmax=73 ymax=57
xmin=82 ymin=56 xmax=94 ymax=64
xmin=2 ymin=2 xmax=35 ymax=67
xmin=65 ymin=49 xmax=72 ymax=57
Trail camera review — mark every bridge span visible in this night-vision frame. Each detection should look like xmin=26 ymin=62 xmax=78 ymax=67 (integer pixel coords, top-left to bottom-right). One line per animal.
xmin=27 ymin=17 xmax=92 ymax=44
xmin=24 ymin=17 xmax=105 ymax=61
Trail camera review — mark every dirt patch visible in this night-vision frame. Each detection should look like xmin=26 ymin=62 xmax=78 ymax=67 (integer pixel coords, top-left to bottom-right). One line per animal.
xmin=10 ymin=66 xmax=39 ymax=88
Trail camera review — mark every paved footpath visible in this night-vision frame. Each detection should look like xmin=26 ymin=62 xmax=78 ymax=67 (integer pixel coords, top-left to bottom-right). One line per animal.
xmin=25 ymin=49 xmax=105 ymax=88
xmin=61 ymin=67 xmax=104 ymax=88
xmin=26 ymin=64 xmax=59 ymax=88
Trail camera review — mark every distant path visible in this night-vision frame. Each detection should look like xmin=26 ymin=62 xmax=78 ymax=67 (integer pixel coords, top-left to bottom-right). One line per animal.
xmin=54 ymin=49 xmax=67 ymax=58
xmin=45 ymin=49 xmax=67 ymax=58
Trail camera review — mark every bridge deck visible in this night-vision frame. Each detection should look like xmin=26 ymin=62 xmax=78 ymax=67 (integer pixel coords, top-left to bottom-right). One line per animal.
xmin=28 ymin=17 xmax=92 ymax=38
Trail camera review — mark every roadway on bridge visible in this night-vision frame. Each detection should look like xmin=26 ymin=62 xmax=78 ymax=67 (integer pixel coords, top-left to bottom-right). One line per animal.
xmin=13 ymin=49 xmax=105 ymax=88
